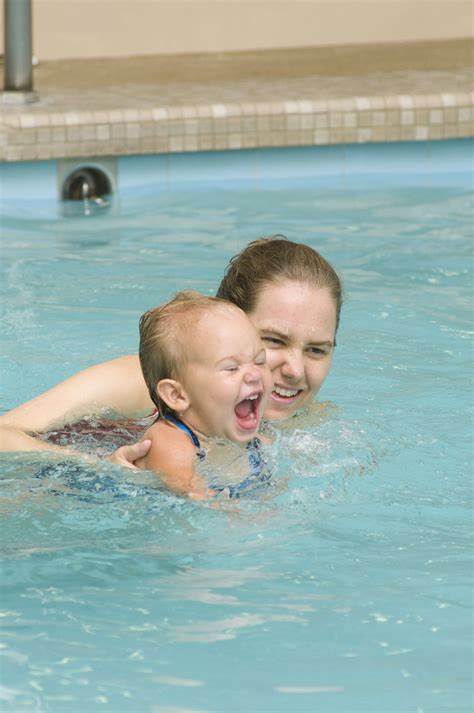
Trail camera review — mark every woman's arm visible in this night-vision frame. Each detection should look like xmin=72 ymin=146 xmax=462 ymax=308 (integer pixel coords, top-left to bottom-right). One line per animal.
xmin=0 ymin=354 xmax=153 ymax=431
xmin=0 ymin=354 xmax=154 ymax=453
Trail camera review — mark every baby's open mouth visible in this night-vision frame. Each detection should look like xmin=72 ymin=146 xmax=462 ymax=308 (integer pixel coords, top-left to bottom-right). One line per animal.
xmin=234 ymin=393 xmax=262 ymax=431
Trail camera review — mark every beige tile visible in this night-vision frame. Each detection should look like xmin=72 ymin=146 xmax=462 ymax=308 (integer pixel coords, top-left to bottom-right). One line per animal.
xmin=314 ymin=129 xmax=329 ymax=145
xmin=355 ymin=97 xmax=371 ymax=111
xmin=168 ymin=121 xmax=184 ymax=136
xmin=197 ymin=118 xmax=212 ymax=133
xmin=154 ymin=137 xmax=170 ymax=153
xmin=96 ymin=125 xmax=111 ymax=140
xmin=152 ymin=107 xmax=169 ymax=120
xmin=169 ymin=136 xmax=185 ymax=152
xmin=328 ymin=129 xmax=345 ymax=144
xmin=428 ymin=126 xmax=444 ymax=140
xmin=286 ymin=115 xmax=301 ymax=130
xmin=429 ymin=109 xmax=443 ymax=124
xmin=228 ymin=117 xmax=242 ymax=132
xmin=184 ymin=119 xmax=199 ymax=135
xmin=111 ymin=123 xmax=126 ymax=138
xmin=182 ymin=106 xmax=197 ymax=119
xmin=213 ymin=118 xmax=228 ymax=134
xmin=214 ymin=134 xmax=229 ymax=150
xmin=155 ymin=120 xmax=169 ymax=137
xmin=198 ymin=135 xmax=214 ymax=151
xmin=38 ymin=127 xmax=52 ymax=143
xmin=21 ymin=129 xmax=37 ymax=145
xmin=457 ymin=124 xmax=472 ymax=138
xmin=329 ymin=113 xmax=343 ymax=129
xmin=315 ymin=114 xmax=328 ymax=129
xmin=184 ymin=135 xmax=199 ymax=151
xmin=66 ymin=126 xmax=82 ymax=141
xmin=415 ymin=109 xmax=429 ymax=123
xmin=415 ymin=126 xmax=429 ymax=140
xmin=270 ymin=114 xmax=285 ymax=130
xmin=385 ymin=127 xmax=402 ymax=141
xmin=458 ymin=107 xmax=472 ymax=122
xmin=399 ymin=95 xmax=415 ymax=109
xmin=372 ymin=127 xmax=387 ymax=142
xmin=298 ymin=100 xmax=314 ymax=113
xmin=228 ymin=133 xmax=243 ymax=149
xmin=18 ymin=114 xmax=37 ymax=129
xmin=126 ymin=124 xmax=141 ymax=139
xmin=358 ymin=112 xmax=371 ymax=128
xmin=372 ymin=111 xmax=386 ymax=126
xmin=400 ymin=126 xmax=416 ymax=140
xmin=386 ymin=110 xmax=401 ymax=126
xmin=357 ymin=128 xmax=372 ymax=143
xmin=342 ymin=129 xmax=357 ymax=144
xmin=241 ymin=133 xmax=258 ymax=148
xmin=211 ymin=104 xmax=228 ymax=119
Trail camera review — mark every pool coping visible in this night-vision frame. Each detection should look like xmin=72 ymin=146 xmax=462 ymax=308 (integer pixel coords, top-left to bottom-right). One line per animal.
xmin=0 ymin=41 xmax=473 ymax=162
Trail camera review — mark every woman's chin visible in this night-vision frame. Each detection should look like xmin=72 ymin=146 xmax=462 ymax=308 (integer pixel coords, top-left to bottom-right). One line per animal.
xmin=264 ymin=399 xmax=299 ymax=421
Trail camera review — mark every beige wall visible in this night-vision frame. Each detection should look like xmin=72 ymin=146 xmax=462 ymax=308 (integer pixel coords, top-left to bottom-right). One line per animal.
xmin=1 ymin=0 xmax=472 ymax=60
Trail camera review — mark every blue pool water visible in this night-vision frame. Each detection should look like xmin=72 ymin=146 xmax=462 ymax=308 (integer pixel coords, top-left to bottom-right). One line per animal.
xmin=0 ymin=141 xmax=472 ymax=712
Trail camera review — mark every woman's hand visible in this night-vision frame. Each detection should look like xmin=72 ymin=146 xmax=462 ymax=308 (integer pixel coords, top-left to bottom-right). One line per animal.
xmin=107 ymin=439 xmax=152 ymax=469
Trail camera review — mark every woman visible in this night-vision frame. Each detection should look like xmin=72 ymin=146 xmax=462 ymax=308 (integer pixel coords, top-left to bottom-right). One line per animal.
xmin=0 ymin=236 xmax=342 ymax=463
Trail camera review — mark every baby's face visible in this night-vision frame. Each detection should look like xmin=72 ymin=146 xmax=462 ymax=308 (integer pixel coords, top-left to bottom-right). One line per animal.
xmin=182 ymin=306 xmax=272 ymax=442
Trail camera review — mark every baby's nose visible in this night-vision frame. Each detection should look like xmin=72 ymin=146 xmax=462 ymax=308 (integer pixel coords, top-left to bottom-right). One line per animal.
xmin=244 ymin=364 xmax=262 ymax=383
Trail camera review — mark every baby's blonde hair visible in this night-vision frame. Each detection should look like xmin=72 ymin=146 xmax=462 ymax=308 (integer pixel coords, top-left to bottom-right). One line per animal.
xmin=139 ymin=290 xmax=233 ymax=417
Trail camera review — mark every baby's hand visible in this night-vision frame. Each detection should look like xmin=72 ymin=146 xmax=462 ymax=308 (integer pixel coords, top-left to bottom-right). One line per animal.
xmin=107 ymin=439 xmax=151 ymax=469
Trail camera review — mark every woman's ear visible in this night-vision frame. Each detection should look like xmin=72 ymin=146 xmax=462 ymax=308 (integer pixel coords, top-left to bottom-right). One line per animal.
xmin=156 ymin=379 xmax=190 ymax=414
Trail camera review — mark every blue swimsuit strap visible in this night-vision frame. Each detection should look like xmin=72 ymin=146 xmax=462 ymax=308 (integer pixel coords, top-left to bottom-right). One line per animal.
xmin=163 ymin=414 xmax=205 ymax=457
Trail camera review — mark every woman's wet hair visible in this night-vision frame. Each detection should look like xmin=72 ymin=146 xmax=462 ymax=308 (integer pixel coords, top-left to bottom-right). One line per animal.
xmin=216 ymin=235 xmax=343 ymax=331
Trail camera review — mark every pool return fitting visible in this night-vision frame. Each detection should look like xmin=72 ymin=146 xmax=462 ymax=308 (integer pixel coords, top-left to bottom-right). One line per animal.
xmin=60 ymin=162 xmax=116 ymax=216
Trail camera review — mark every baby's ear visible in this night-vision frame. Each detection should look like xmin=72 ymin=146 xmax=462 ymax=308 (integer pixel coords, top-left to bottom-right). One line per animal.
xmin=156 ymin=379 xmax=190 ymax=414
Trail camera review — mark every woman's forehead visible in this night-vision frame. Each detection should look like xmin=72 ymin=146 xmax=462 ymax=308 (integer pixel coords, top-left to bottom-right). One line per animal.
xmin=250 ymin=281 xmax=337 ymax=336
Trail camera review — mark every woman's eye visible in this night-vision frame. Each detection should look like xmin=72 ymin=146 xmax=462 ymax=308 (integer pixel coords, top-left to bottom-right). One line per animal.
xmin=262 ymin=336 xmax=283 ymax=347
xmin=308 ymin=347 xmax=326 ymax=357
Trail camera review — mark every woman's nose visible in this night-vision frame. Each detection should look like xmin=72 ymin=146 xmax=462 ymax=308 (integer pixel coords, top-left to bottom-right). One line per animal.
xmin=280 ymin=350 xmax=305 ymax=381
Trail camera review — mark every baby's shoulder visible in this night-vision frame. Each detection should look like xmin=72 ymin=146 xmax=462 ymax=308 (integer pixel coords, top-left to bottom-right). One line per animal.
xmin=142 ymin=419 xmax=196 ymax=469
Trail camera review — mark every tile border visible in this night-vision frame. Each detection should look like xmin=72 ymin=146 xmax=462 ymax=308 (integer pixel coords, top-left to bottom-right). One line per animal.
xmin=1 ymin=90 xmax=473 ymax=162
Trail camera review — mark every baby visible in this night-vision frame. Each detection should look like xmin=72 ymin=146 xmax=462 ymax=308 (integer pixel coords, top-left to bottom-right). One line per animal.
xmin=135 ymin=291 xmax=272 ymax=498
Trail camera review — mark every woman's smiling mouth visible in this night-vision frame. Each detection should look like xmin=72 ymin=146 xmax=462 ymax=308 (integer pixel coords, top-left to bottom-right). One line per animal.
xmin=271 ymin=385 xmax=303 ymax=402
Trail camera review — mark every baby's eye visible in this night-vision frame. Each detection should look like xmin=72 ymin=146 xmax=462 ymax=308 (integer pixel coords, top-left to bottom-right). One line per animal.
xmin=225 ymin=365 xmax=239 ymax=372
xmin=255 ymin=352 xmax=267 ymax=366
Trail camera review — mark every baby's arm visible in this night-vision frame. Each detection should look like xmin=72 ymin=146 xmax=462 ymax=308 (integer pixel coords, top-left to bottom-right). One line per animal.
xmin=136 ymin=422 xmax=210 ymax=500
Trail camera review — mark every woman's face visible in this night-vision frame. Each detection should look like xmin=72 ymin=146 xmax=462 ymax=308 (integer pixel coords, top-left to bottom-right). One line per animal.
xmin=248 ymin=280 xmax=337 ymax=420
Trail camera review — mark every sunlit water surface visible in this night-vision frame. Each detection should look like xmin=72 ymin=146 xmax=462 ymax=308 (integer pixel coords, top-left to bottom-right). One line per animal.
xmin=0 ymin=145 xmax=472 ymax=712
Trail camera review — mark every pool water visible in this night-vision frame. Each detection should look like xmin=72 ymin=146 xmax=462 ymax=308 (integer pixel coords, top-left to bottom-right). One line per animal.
xmin=0 ymin=142 xmax=472 ymax=712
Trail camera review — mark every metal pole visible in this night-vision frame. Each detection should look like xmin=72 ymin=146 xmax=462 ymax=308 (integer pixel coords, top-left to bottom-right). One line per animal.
xmin=4 ymin=0 xmax=33 ymax=91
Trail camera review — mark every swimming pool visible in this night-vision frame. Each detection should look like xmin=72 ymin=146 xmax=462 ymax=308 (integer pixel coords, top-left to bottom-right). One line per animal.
xmin=1 ymin=141 xmax=472 ymax=712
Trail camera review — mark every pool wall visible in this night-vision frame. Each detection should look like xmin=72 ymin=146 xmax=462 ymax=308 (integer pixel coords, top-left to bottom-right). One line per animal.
xmin=0 ymin=139 xmax=472 ymax=203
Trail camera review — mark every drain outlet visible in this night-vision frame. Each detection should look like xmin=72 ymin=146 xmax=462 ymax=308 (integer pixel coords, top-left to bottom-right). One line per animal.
xmin=62 ymin=166 xmax=111 ymax=202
